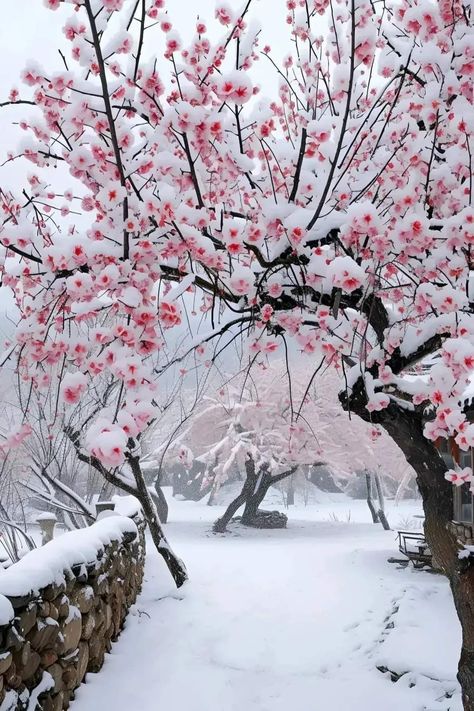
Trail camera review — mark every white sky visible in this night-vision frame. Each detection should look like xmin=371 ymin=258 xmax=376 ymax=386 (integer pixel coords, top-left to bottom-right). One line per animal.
xmin=0 ymin=0 xmax=289 ymax=149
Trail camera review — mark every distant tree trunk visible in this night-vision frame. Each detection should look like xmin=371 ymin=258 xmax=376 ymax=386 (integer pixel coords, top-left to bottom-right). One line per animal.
xmin=207 ymin=479 xmax=219 ymax=506
xmin=287 ymin=475 xmax=295 ymax=506
xmin=366 ymin=472 xmax=379 ymax=523
xmin=241 ymin=466 xmax=271 ymax=523
xmin=213 ymin=459 xmax=296 ymax=532
xmin=213 ymin=456 xmax=257 ymax=532
xmin=374 ymin=472 xmax=390 ymax=530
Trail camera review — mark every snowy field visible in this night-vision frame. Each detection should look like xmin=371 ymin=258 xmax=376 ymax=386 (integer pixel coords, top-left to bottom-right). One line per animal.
xmin=72 ymin=491 xmax=462 ymax=711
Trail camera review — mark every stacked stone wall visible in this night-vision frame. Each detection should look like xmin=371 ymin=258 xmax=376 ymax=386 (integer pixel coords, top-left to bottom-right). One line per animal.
xmin=0 ymin=514 xmax=145 ymax=710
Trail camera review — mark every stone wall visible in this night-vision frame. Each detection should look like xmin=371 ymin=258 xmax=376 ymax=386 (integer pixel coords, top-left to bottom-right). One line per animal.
xmin=448 ymin=520 xmax=474 ymax=545
xmin=0 ymin=513 xmax=145 ymax=710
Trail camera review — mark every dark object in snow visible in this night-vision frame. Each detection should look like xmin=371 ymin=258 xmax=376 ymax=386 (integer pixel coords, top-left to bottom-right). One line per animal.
xmin=387 ymin=556 xmax=410 ymax=568
xmin=397 ymin=530 xmax=433 ymax=569
xmin=234 ymin=509 xmax=288 ymax=529
xmin=362 ymin=471 xmax=391 ymax=530
xmin=307 ymin=465 xmax=343 ymax=493
xmin=170 ymin=462 xmax=212 ymax=501
xmin=95 ymin=500 xmax=115 ymax=516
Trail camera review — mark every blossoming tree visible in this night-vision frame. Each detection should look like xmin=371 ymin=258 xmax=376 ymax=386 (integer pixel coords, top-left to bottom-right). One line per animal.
xmin=160 ymin=360 xmax=411 ymax=531
xmin=2 ymin=0 xmax=474 ymax=701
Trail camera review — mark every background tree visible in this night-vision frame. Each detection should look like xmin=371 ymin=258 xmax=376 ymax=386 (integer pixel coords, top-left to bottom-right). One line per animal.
xmin=159 ymin=360 xmax=411 ymax=531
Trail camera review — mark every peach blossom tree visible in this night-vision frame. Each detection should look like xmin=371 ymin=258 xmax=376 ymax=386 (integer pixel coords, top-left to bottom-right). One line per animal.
xmin=1 ymin=0 xmax=474 ymax=699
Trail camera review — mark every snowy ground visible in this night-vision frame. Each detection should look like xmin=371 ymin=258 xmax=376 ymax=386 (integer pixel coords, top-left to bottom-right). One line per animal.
xmin=72 ymin=490 xmax=462 ymax=711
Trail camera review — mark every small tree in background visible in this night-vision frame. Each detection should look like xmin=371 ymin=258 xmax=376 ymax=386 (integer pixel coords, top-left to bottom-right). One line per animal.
xmin=162 ymin=361 xmax=411 ymax=531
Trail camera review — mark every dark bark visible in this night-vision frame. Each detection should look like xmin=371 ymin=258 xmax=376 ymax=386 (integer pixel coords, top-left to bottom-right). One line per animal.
xmin=128 ymin=456 xmax=187 ymax=588
xmin=375 ymin=406 xmax=453 ymax=570
xmin=341 ymin=381 xmax=474 ymax=709
xmin=213 ymin=460 xmax=296 ymax=532
xmin=213 ymin=486 xmax=249 ymax=532
xmin=453 ymin=570 xmax=474 ymax=711
xmin=241 ymin=465 xmax=297 ymax=524
xmin=366 ymin=473 xmax=380 ymax=523
xmin=170 ymin=461 xmax=211 ymax=501
xmin=241 ymin=472 xmax=269 ymax=524
xmin=308 ymin=464 xmax=343 ymax=493
xmin=376 ymin=508 xmax=391 ymax=531
xmin=374 ymin=473 xmax=390 ymax=530
xmin=213 ymin=458 xmax=257 ymax=532
xmin=213 ymin=464 xmax=251 ymax=533
xmin=153 ymin=482 xmax=169 ymax=524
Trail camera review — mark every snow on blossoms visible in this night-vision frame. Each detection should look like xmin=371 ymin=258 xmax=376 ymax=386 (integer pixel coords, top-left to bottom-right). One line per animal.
xmin=85 ymin=419 xmax=129 ymax=468
xmin=60 ymin=372 xmax=88 ymax=405
xmin=0 ymin=423 xmax=33 ymax=454
xmin=214 ymin=71 xmax=253 ymax=105
xmin=1 ymin=0 xmax=474 ymax=472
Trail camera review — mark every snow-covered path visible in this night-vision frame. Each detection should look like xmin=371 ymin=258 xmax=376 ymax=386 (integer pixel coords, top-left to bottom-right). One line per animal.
xmin=72 ymin=498 xmax=462 ymax=711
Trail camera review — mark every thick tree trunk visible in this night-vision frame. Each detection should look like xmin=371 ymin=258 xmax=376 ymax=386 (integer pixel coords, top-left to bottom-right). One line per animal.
xmin=129 ymin=457 xmax=187 ymax=587
xmin=241 ymin=479 xmax=268 ymax=524
xmin=380 ymin=409 xmax=474 ymax=708
xmin=214 ymin=460 xmax=296 ymax=532
xmin=213 ymin=457 xmax=258 ymax=532
xmin=213 ymin=484 xmax=248 ymax=532
xmin=375 ymin=405 xmax=454 ymax=570
xmin=452 ymin=570 xmax=474 ymax=711
xmin=343 ymin=388 xmax=474 ymax=708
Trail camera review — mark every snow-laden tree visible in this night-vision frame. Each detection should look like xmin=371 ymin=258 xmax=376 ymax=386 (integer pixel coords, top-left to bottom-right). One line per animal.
xmin=163 ymin=361 xmax=411 ymax=530
xmin=173 ymin=366 xmax=318 ymax=532
xmin=2 ymin=0 xmax=474 ymax=698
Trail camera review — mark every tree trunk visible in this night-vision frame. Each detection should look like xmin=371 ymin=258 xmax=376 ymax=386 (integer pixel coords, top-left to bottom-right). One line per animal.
xmin=374 ymin=405 xmax=454 ymax=569
xmin=213 ymin=484 xmax=248 ymax=532
xmin=241 ymin=472 xmax=271 ymax=524
xmin=153 ymin=482 xmax=169 ymax=524
xmin=343 ymin=388 xmax=474 ymax=708
xmin=374 ymin=472 xmax=390 ymax=530
xmin=366 ymin=472 xmax=379 ymax=523
xmin=214 ymin=461 xmax=297 ymax=532
xmin=452 ymin=570 xmax=474 ymax=711
xmin=129 ymin=457 xmax=187 ymax=588
xmin=381 ymin=409 xmax=474 ymax=708
xmin=287 ymin=475 xmax=295 ymax=506
xmin=213 ymin=456 xmax=258 ymax=532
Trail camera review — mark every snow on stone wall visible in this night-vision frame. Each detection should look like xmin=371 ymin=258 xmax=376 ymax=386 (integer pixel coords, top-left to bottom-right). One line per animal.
xmin=0 ymin=512 xmax=145 ymax=710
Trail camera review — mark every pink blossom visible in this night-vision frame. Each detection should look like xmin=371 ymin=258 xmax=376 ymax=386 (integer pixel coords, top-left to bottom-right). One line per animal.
xmin=60 ymin=372 xmax=88 ymax=405
xmin=215 ymin=4 xmax=234 ymax=25
xmin=445 ymin=468 xmax=472 ymax=486
xmin=158 ymin=301 xmax=182 ymax=328
xmin=90 ymin=428 xmax=127 ymax=468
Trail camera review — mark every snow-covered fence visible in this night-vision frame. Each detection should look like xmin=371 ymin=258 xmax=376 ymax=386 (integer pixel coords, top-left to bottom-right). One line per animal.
xmin=0 ymin=511 xmax=145 ymax=710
